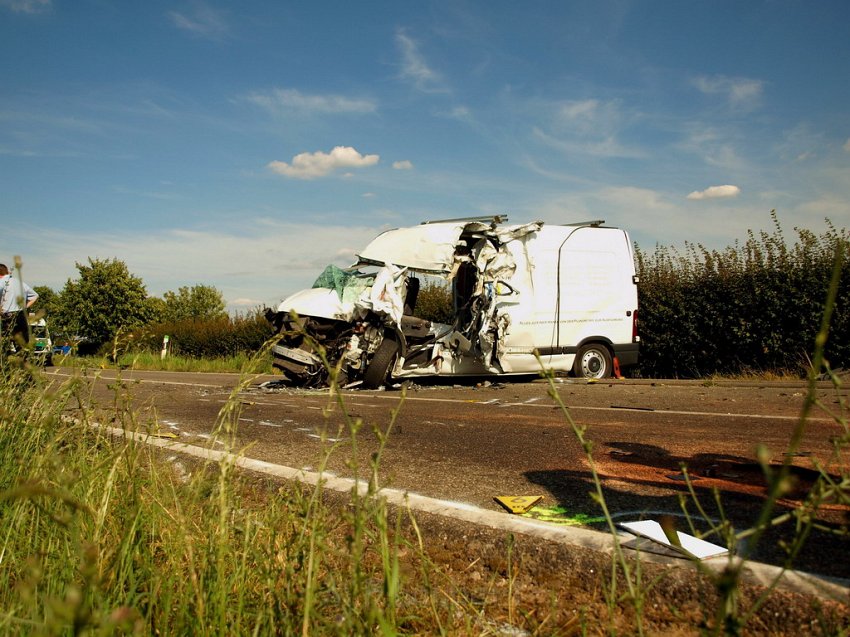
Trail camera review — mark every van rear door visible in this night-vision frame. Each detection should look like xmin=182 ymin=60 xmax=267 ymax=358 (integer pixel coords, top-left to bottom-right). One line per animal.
xmin=556 ymin=227 xmax=637 ymax=355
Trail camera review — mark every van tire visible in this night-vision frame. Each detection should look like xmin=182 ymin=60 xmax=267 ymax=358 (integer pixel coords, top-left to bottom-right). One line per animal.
xmin=574 ymin=343 xmax=612 ymax=379
xmin=363 ymin=336 xmax=399 ymax=389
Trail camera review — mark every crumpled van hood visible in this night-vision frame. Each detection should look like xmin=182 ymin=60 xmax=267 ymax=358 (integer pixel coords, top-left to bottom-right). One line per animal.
xmin=278 ymin=287 xmax=350 ymax=321
xmin=355 ymin=220 xmax=543 ymax=273
xmin=355 ymin=222 xmax=469 ymax=273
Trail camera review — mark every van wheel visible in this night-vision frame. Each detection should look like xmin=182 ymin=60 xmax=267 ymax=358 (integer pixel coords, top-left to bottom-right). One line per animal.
xmin=362 ymin=337 xmax=399 ymax=389
xmin=574 ymin=344 xmax=612 ymax=379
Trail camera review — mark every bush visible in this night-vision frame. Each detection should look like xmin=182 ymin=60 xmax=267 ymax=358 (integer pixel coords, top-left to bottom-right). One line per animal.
xmin=414 ymin=280 xmax=454 ymax=324
xmin=131 ymin=312 xmax=274 ymax=359
xmin=636 ymin=213 xmax=849 ymax=377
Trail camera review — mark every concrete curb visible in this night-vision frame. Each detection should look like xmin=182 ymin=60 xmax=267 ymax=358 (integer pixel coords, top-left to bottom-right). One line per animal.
xmin=99 ymin=424 xmax=850 ymax=604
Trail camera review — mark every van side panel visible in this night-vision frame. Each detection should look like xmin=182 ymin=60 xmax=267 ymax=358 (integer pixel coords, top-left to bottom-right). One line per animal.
xmin=556 ymin=227 xmax=638 ymax=361
xmin=497 ymin=228 xmax=576 ymax=372
xmin=467 ymin=224 xmax=639 ymax=376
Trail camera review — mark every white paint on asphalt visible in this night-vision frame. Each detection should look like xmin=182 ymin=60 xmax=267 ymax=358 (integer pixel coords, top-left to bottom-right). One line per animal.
xmin=306 ymin=433 xmax=346 ymax=442
xmin=91 ymin=421 xmax=849 ymax=603
xmin=48 ymin=368 xmax=832 ymax=422
xmin=364 ymin=393 xmax=832 ymax=422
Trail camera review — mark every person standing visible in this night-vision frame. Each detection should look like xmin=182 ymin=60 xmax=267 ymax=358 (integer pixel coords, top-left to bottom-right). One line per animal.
xmin=0 ymin=263 xmax=39 ymax=348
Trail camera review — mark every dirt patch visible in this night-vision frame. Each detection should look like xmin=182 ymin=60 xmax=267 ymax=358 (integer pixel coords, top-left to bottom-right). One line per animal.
xmin=258 ymin=473 xmax=849 ymax=635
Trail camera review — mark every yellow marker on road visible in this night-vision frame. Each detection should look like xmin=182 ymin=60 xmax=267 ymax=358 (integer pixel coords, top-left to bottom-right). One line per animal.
xmin=495 ymin=495 xmax=543 ymax=514
xmin=148 ymin=430 xmax=179 ymax=439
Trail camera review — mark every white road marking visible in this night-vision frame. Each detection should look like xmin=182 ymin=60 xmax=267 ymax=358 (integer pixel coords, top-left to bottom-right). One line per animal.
xmin=50 ymin=369 xmax=831 ymax=422
xmin=89 ymin=420 xmax=849 ymax=601
xmin=363 ymin=394 xmax=831 ymax=422
xmin=306 ymin=434 xmax=346 ymax=442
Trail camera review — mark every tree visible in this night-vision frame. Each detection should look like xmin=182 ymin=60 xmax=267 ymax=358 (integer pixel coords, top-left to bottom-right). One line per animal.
xmin=160 ymin=285 xmax=227 ymax=322
xmin=56 ymin=258 xmax=153 ymax=351
xmin=146 ymin=296 xmax=167 ymax=324
xmin=31 ymin=285 xmax=59 ymax=319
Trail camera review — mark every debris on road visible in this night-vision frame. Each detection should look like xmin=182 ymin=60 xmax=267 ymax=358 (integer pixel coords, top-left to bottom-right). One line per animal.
xmin=148 ymin=430 xmax=179 ymax=439
xmin=495 ymin=495 xmax=544 ymax=514
xmin=521 ymin=505 xmax=608 ymax=526
xmin=619 ymin=519 xmax=728 ymax=560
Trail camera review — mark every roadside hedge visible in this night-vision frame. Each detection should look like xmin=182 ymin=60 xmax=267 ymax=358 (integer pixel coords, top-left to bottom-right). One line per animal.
xmin=131 ymin=313 xmax=274 ymax=359
xmin=635 ymin=213 xmax=849 ymax=378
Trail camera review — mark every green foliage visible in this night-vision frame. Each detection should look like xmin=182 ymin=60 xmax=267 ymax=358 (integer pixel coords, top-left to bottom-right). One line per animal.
xmin=30 ymin=285 xmax=58 ymax=318
xmin=161 ymin=284 xmax=227 ymax=323
xmin=133 ymin=312 xmax=273 ymax=359
xmin=55 ymin=258 xmax=154 ymax=352
xmin=414 ymin=280 xmax=454 ymax=324
xmin=145 ymin=296 xmax=167 ymax=324
xmin=636 ymin=213 xmax=849 ymax=377
xmin=0 ymin=365 xmax=414 ymax=634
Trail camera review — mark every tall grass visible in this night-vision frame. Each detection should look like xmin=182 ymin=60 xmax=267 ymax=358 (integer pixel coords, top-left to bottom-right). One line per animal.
xmin=2 ymin=338 xmax=525 ymax=634
xmin=0 ymin=352 xmax=426 ymax=633
xmin=2 ymin=255 xmax=848 ymax=634
xmin=60 ymin=351 xmax=276 ymax=374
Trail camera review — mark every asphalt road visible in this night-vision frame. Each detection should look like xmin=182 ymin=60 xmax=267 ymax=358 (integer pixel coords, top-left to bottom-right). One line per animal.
xmin=47 ymin=367 xmax=850 ymax=579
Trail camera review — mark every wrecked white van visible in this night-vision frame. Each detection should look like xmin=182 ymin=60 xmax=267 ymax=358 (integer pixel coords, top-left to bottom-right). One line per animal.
xmin=266 ymin=217 xmax=639 ymax=388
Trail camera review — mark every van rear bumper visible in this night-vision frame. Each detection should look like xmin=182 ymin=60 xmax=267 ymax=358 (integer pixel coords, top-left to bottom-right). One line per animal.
xmin=612 ymin=342 xmax=640 ymax=367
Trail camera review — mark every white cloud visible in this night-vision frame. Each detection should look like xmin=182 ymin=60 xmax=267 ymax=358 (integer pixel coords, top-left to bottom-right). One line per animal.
xmin=10 ymin=221 xmax=390 ymax=310
xmin=392 ymin=160 xmax=413 ymax=170
xmin=444 ymin=106 xmax=472 ymax=121
xmin=675 ymin=126 xmax=750 ymax=172
xmin=396 ymin=29 xmax=446 ymax=93
xmin=528 ymin=98 xmax=643 ymax=161
xmin=692 ymin=75 xmax=764 ymax=109
xmin=532 ymin=186 xmax=778 ymax=251
xmin=0 ymin=0 xmax=50 ymax=13
xmin=244 ymin=88 xmax=376 ymax=115
xmin=168 ymin=2 xmax=229 ymax=40
xmin=796 ymin=195 xmax=850 ymax=219
xmin=553 ymin=98 xmax=629 ymax=136
xmin=844 ymin=138 xmax=850 ymax=153
xmin=558 ymin=99 xmax=600 ymax=122
xmin=532 ymin=126 xmax=645 ymax=159
xmin=268 ymin=146 xmax=379 ymax=180
xmin=686 ymin=185 xmax=741 ymax=200
xmin=229 ymin=297 xmax=262 ymax=307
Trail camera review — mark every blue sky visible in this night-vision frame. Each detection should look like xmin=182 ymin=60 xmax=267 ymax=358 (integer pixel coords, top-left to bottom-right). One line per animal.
xmin=3 ymin=0 xmax=849 ymax=309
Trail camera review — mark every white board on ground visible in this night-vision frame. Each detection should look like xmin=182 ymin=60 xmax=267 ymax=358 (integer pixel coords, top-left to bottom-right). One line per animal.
xmin=619 ymin=520 xmax=728 ymax=560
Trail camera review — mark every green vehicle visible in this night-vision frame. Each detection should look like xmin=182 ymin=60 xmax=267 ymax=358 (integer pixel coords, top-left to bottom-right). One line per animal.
xmin=28 ymin=317 xmax=53 ymax=366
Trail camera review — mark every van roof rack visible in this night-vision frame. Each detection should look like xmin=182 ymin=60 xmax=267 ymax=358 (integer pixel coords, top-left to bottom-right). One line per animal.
xmin=421 ymin=215 xmax=509 ymax=225
xmin=563 ymin=219 xmax=606 ymax=227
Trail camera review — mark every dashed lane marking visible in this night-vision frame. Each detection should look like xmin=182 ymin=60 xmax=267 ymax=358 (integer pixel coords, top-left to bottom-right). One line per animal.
xmin=49 ymin=370 xmax=831 ymax=422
